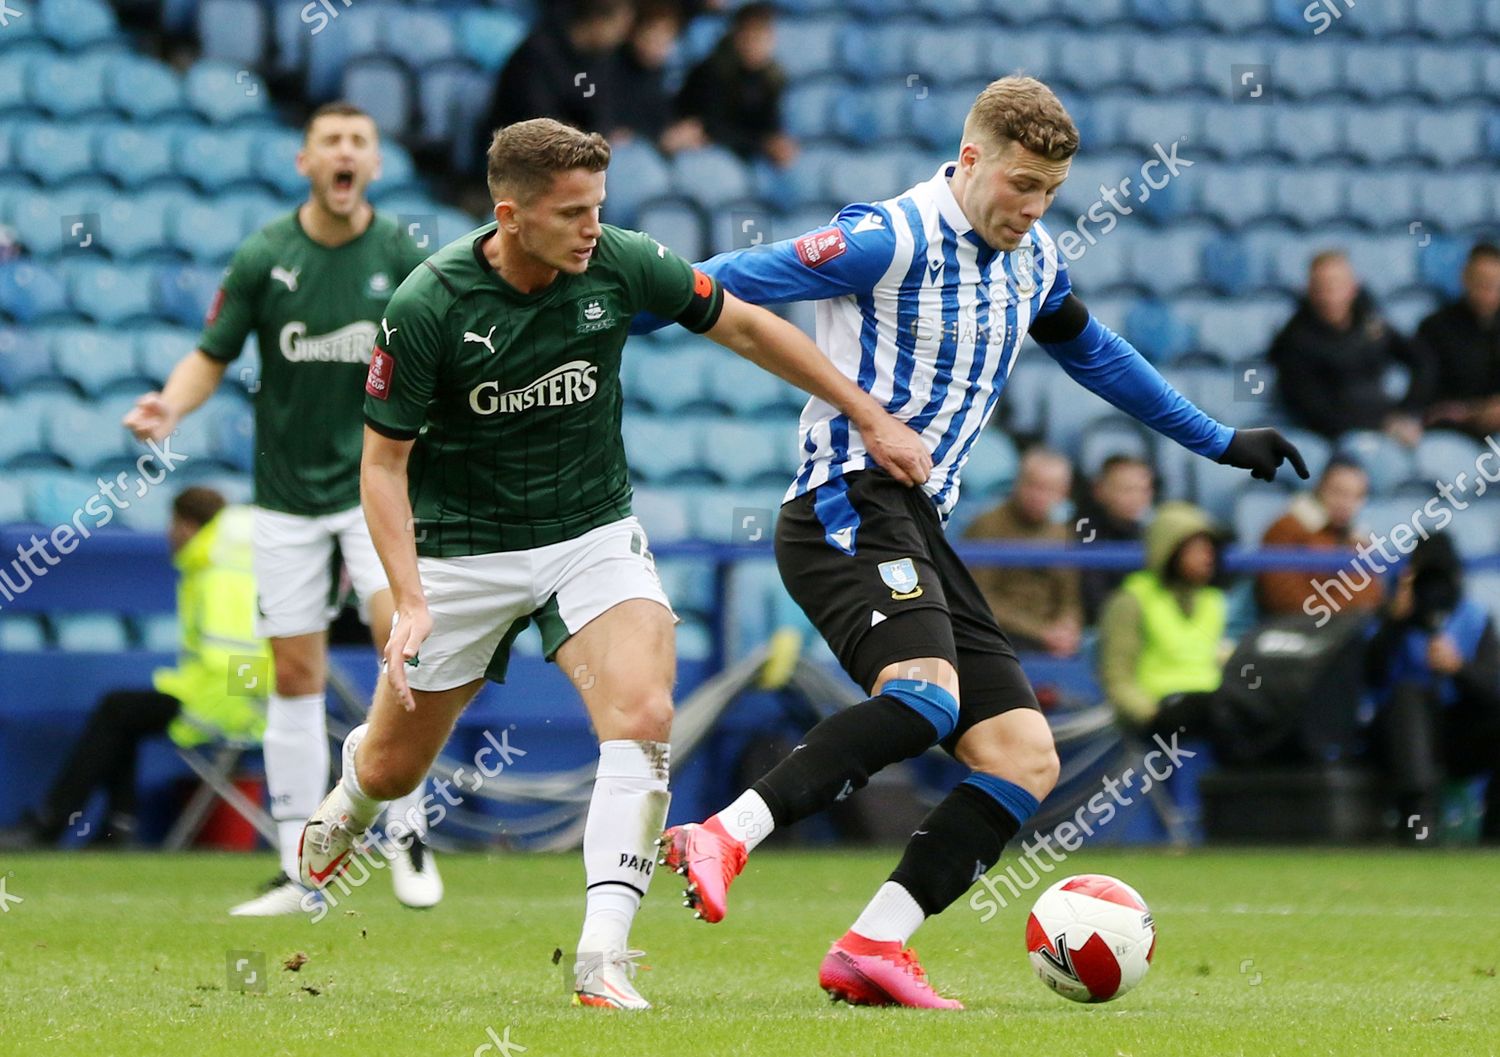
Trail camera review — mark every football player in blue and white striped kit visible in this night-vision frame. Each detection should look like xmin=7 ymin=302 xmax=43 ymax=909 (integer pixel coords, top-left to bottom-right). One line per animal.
xmin=657 ymin=76 xmax=1306 ymax=1007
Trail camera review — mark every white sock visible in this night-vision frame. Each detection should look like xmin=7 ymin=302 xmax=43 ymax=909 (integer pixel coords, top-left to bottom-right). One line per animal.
xmin=386 ymin=782 xmax=429 ymax=845
xmin=576 ymin=739 xmax=671 ymax=962
xmin=849 ymin=881 xmax=927 ymax=945
xmin=338 ymin=723 xmax=386 ymax=831
xmin=714 ymin=789 xmax=775 ymax=852
xmin=263 ymin=692 xmax=329 ymax=877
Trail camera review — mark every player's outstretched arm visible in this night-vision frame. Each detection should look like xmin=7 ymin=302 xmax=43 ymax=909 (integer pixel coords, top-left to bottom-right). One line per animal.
xmin=361 ymin=426 xmax=429 ymax=711
xmin=704 ymin=291 xmax=932 ymax=486
xmin=122 ymin=350 xmax=227 ymax=441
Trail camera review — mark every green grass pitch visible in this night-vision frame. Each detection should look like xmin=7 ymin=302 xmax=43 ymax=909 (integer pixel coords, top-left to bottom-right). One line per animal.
xmin=1 ymin=849 xmax=1496 ymax=1057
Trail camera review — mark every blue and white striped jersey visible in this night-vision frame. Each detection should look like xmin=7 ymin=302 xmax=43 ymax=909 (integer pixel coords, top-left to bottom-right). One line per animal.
xmin=686 ymin=163 xmax=1233 ymax=523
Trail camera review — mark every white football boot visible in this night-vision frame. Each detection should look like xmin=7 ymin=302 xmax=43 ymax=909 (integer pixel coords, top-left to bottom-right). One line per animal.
xmin=228 ymin=872 xmax=319 ymax=917
xmin=298 ymin=785 xmax=366 ymax=890
xmin=573 ymin=949 xmax=652 ymax=1010
xmin=388 ymin=835 xmax=444 ymax=909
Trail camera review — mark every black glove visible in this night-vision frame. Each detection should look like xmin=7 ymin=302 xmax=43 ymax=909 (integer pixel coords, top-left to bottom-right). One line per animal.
xmin=1216 ymin=427 xmax=1309 ymax=482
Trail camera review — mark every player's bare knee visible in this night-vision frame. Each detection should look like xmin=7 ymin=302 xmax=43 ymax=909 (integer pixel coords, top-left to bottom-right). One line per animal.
xmin=271 ymin=653 xmax=323 ymax=696
xmin=961 ymin=726 xmax=1059 ymax=801
xmin=358 ymin=755 xmax=423 ymax=801
xmin=603 ymin=690 xmax=673 ymax=742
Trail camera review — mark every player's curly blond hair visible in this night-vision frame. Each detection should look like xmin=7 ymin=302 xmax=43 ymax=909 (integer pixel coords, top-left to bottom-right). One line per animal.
xmin=486 ymin=119 xmax=612 ymax=204
xmin=963 ymin=76 xmax=1080 ymax=160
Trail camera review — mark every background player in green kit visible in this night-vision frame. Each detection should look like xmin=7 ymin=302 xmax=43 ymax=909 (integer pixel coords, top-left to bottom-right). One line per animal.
xmin=123 ymin=103 xmax=443 ymax=916
xmin=298 ymin=118 xmax=931 ymax=1009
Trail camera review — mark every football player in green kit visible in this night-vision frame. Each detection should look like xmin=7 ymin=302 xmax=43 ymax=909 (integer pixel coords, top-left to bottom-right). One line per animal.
xmin=124 ymin=104 xmax=442 ymax=915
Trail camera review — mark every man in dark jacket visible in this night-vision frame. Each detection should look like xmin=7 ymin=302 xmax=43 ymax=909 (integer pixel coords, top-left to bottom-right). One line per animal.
xmin=484 ymin=0 xmax=634 ymax=139
xmin=1269 ymin=250 xmax=1426 ymax=444
xmin=677 ymin=2 xmax=797 ymax=166
xmin=1366 ymin=533 xmax=1500 ymax=845
xmin=1417 ymin=243 xmax=1500 ymax=440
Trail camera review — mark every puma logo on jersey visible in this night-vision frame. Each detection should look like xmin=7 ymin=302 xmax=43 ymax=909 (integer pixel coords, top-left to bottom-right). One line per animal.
xmin=270 ymin=266 xmax=300 ymax=292
xmin=380 ymin=318 xmax=398 ymax=344
xmin=464 ymin=326 xmax=497 ymax=355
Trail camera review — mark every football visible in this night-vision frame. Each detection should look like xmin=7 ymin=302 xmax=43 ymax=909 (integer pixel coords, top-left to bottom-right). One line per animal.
xmin=1025 ymin=874 xmax=1156 ymax=1003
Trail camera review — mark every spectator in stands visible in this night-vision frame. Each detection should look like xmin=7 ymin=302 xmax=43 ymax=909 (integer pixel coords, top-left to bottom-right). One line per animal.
xmin=1097 ymin=502 xmax=1228 ymax=738
xmin=966 ymin=447 xmax=1083 ymax=657
xmin=1417 ymin=243 xmax=1500 ymax=440
xmin=1257 ymin=457 xmax=1384 ymax=618
xmin=1365 ymin=532 xmax=1500 ymax=845
xmin=1269 ymin=250 xmax=1426 ymax=445
xmin=484 ymin=0 xmax=634 ymax=140
xmin=613 ymin=2 xmax=709 ymax=154
xmin=1074 ymin=453 xmax=1156 ymax=622
xmin=0 ymin=489 xmax=269 ymax=850
xmin=676 ymin=2 xmax=798 ymax=166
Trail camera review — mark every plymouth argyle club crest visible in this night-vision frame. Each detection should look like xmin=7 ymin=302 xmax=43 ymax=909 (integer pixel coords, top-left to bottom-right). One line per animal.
xmin=575 ymin=294 xmax=616 ymax=334
xmin=878 ymin=557 xmax=923 ymax=600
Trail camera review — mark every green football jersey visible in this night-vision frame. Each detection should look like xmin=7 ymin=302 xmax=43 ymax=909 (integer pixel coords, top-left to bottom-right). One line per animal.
xmin=364 ymin=222 xmax=723 ymax=557
xmin=198 ymin=211 xmax=428 ymax=516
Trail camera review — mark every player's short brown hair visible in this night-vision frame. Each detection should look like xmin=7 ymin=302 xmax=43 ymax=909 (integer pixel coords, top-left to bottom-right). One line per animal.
xmin=304 ymin=101 xmax=375 ymax=141
xmin=962 ymin=76 xmax=1079 ymax=161
xmin=486 ymin=119 xmax=611 ymax=204
xmin=172 ymin=486 xmax=226 ymax=528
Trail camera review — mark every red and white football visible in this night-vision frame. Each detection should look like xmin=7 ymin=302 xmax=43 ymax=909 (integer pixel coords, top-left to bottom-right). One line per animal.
xmin=1025 ymin=874 xmax=1156 ymax=1003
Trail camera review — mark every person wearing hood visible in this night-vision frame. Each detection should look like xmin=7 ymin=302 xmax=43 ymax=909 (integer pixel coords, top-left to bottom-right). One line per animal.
xmin=1268 ymin=250 xmax=1427 ymax=445
xmin=1365 ymin=533 xmax=1500 ymax=845
xmin=0 ymin=488 xmax=270 ymax=850
xmin=1097 ymin=502 xmax=1228 ymax=738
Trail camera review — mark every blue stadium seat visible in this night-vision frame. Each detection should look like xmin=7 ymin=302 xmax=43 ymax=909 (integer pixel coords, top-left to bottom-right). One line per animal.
xmin=55 ymin=613 xmax=132 ymax=652
xmin=774 ymin=17 xmax=842 ymax=77
xmin=416 ymin=60 xmax=492 ymax=160
xmin=1128 ymin=228 xmax=1210 ymax=298
xmin=654 ymin=558 xmax=716 ymax=618
xmin=1414 ymin=172 xmax=1493 ymax=232
xmin=636 ymin=199 xmax=705 ymax=262
xmin=1129 ymin=0 xmax=1196 ymax=28
xmin=96 ymin=125 xmax=178 ymax=188
xmin=15 ymin=122 xmax=95 ymax=185
xmin=154 ymin=264 xmax=223 ymax=329
xmin=1345 ymin=171 xmax=1416 ymax=231
xmin=1053 ymin=0 xmax=1129 ymax=28
xmin=38 ymin=0 xmax=119 ymax=50
xmin=908 ymin=86 xmax=976 ymax=151
xmin=175 ymin=125 xmax=257 ymax=191
xmin=0 ymin=261 xmax=70 ymax=323
xmin=1274 ymin=167 xmax=1346 ymax=229
xmin=380 ymin=7 xmax=458 ymax=70
xmin=1413 ymin=0 xmax=1481 ymax=39
xmin=251 ymin=129 xmax=307 ymax=196
xmin=1123 ymin=299 xmax=1195 ymax=363
xmin=1343 ymin=0 xmax=1415 ymax=38
xmin=196 ymin=0 xmax=270 ymax=68
xmin=1001 ymin=358 xmax=1050 ymax=436
xmin=622 ymin=416 xmax=703 ymax=484
xmin=134 ymin=324 xmax=194 ymax=385
xmin=783 ymin=78 xmax=843 ymax=141
xmin=698 ymin=420 xmax=792 ymax=485
xmin=1201 ymin=234 xmax=1260 ymax=297
xmin=0 ymin=612 xmax=47 ymax=649
xmin=26 ymin=51 xmax=110 ymax=119
xmin=44 ymin=394 xmax=132 ymax=469
xmin=1342 ymin=107 xmax=1414 ymax=166
xmin=1384 ymin=290 xmax=1438 ymax=336
xmin=908 ymin=25 xmax=987 ymax=86
xmin=137 ymin=612 xmax=180 ymax=652
xmin=1055 ymin=33 xmax=1122 ymax=92
xmin=1198 ymin=164 xmax=1276 ymax=228
xmin=1277 ymin=427 xmax=1333 ymax=481
xmin=960 ymin=428 xmax=1020 ymax=500
xmin=597 ymin=140 xmax=671 ymax=229
xmin=185 ymin=61 xmax=269 ymax=124
xmin=1118 ymin=99 xmax=1200 ymax=154
xmin=169 ymin=197 xmax=242 ymax=263
xmin=1411 ymin=46 xmax=1483 ymax=104
xmin=1469 ymin=570 xmax=1500 ymax=620
xmin=1411 ymin=109 xmax=1486 ymax=166
xmin=457 ymin=9 xmax=528 ymax=71
xmin=630 ymin=487 xmax=692 ymax=543
xmin=671 ymin=148 xmax=753 ymax=212
xmin=1041 ymin=367 xmax=1116 ymax=452
xmin=687 ymin=486 xmax=786 ymax=543
xmin=1068 ymin=227 xmax=1131 ymax=295
xmin=1126 ymin=36 xmax=1201 ymax=95
xmin=68 ymin=261 xmax=156 ymax=324
xmin=1196 ymin=103 xmax=1270 ymax=162
xmin=627 ymin=344 xmax=711 ymax=414
xmin=20 ymin=468 xmax=95 ymax=525
xmin=1188 ymin=457 xmax=1250 ymax=523
xmin=823 ymin=150 xmax=906 ymax=208
xmin=1270 ymin=40 xmax=1342 ymax=101
xmin=1344 ymin=235 xmax=1418 ymax=300
xmin=341 ymin=56 xmax=412 ymax=139
xmin=702 ymin=350 xmax=799 ymax=415
xmin=1340 ymin=43 xmax=1413 ymax=100
xmin=271 ymin=0 xmax=311 ymax=78
xmin=1270 ymin=106 xmax=1342 ymax=164
xmin=837 ymin=22 xmax=916 ymax=83
xmin=0 ymin=326 xmax=54 ymax=393
xmin=1411 ymin=431 xmax=1484 ymax=487
xmin=211 ymin=398 xmax=255 ymax=473
xmin=49 ymin=325 xmax=140 ymax=397
xmin=96 ymin=196 xmax=171 ymax=260
xmin=0 ymin=397 xmax=49 ymax=465
xmin=1336 ymin=431 xmax=1415 ymax=494
xmin=304 ymin=7 xmax=383 ymax=101
xmin=1233 ymin=487 xmax=1293 ymax=546
xmin=103 ymin=55 xmax=185 ymax=122
xmin=1181 ymin=297 xmax=1288 ymax=366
